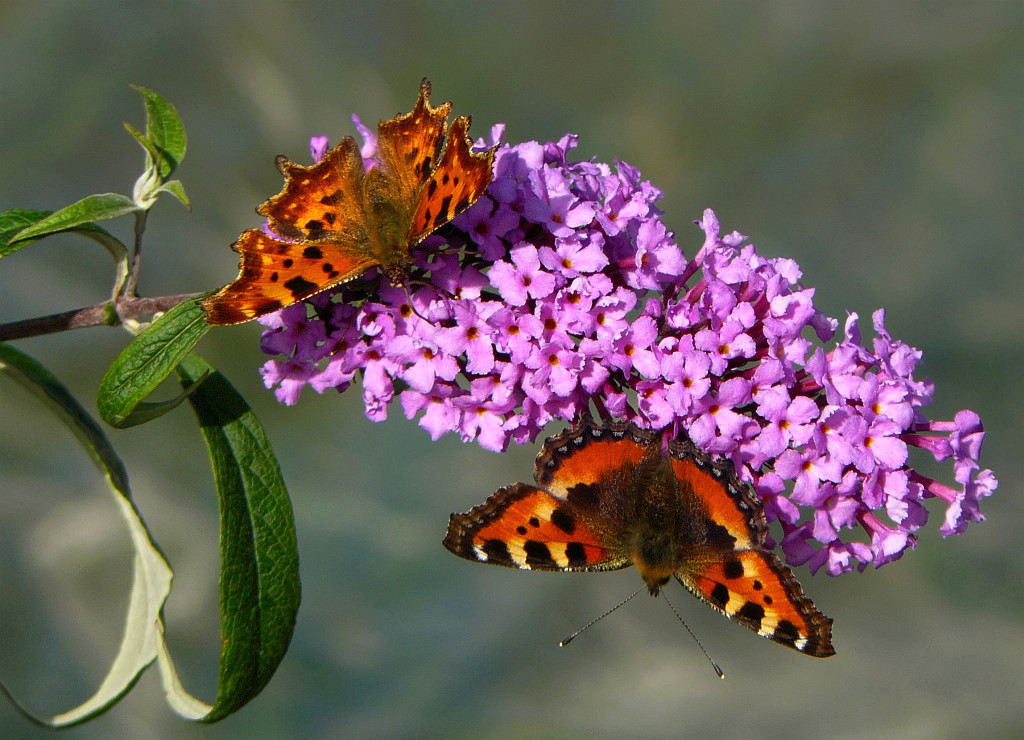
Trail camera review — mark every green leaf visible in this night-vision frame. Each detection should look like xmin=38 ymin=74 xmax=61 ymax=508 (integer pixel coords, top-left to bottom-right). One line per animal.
xmin=176 ymin=354 xmax=300 ymax=722
xmin=131 ymin=85 xmax=187 ymax=178
xmin=97 ymin=296 xmax=210 ymax=428
xmin=156 ymin=179 xmax=191 ymax=209
xmin=123 ymin=121 xmax=162 ymax=176
xmin=1 ymin=209 xmax=52 ymax=249
xmin=1 ymin=207 xmax=125 ymax=258
xmin=7 ymin=194 xmax=138 ymax=244
xmin=0 ymin=345 xmax=175 ymax=727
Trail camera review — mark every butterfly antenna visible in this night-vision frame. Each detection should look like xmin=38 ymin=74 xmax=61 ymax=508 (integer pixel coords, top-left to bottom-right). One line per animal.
xmin=662 ymin=590 xmax=725 ymax=679
xmin=400 ymin=280 xmax=433 ymax=323
xmin=559 ymin=586 xmax=644 ymax=647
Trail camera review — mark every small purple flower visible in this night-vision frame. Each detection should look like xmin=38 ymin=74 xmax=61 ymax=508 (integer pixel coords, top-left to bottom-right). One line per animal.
xmin=488 ymin=243 xmax=557 ymax=306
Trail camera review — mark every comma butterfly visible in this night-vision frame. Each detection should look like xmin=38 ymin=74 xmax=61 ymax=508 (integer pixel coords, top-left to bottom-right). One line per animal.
xmin=444 ymin=418 xmax=835 ymax=657
xmin=202 ymin=79 xmax=496 ymax=325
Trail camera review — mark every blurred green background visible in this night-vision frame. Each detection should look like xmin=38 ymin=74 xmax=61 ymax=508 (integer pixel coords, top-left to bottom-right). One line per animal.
xmin=1 ymin=1 xmax=1021 ymax=737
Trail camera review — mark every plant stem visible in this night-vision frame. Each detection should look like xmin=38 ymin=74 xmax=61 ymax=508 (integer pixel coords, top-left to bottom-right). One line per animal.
xmin=124 ymin=209 xmax=149 ymax=298
xmin=0 ymin=293 xmax=202 ymax=342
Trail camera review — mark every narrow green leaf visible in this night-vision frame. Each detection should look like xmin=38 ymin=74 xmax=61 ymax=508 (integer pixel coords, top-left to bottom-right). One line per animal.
xmin=0 ymin=345 xmax=176 ymax=727
xmin=8 ymin=194 xmax=138 ymax=244
xmin=177 ymin=354 xmax=300 ymax=722
xmin=156 ymin=179 xmax=191 ymax=209
xmin=132 ymin=85 xmax=187 ymax=178
xmin=1 ymin=208 xmax=124 ymax=259
xmin=1 ymin=209 xmax=52 ymax=249
xmin=123 ymin=120 xmax=161 ymax=173
xmin=97 ymin=297 xmax=210 ymax=428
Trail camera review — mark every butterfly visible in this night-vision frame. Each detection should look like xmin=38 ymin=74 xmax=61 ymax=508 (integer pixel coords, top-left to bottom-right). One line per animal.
xmin=444 ymin=418 xmax=835 ymax=657
xmin=201 ymin=79 xmax=496 ymax=325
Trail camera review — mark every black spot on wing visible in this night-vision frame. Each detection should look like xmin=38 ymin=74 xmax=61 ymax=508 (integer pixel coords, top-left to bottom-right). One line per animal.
xmin=255 ymin=299 xmax=283 ymax=315
xmin=565 ymin=542 xmax=587 ymax=567
xmin=709 ymin=583 xmax=729 ymax=609
xmin=320 ymin=190 xmax=343 ymax=206
xmin=737 ymin=601 xmax=765 ymax=627
xmin=303 ymin=246 xmax=323 ymax=259
xmin=705 ymin=519 xmax=738 ymax=549
xmin=565 ymin=482 xmax=600 ymax=509
xmin=550 ymin=509 xmax=575 ymax=535
xmin=774 ymin=619 xmax=800 ymax=646
xmin=283 ymin=275 xmax=317 ymax=299
xmin=524 ymin=540 xmax=555 ymax=567
xmin=435 ymin=195 xmax=453 ymax=227
xmin=481 ymin=539 xmax=512 ymax=565
xmin=723 ymin=559 xmax=744 ymax=579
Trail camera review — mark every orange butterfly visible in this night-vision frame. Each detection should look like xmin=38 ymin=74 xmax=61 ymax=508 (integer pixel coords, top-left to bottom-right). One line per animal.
xmin=445 ymin=419 xmax=835 ymax=657
xmin=202 ymin=80 xmax=496 ymax=325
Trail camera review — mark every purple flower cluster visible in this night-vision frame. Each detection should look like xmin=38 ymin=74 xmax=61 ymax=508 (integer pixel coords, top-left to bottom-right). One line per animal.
xmin=256 ymin=119 xmax=996 ymax=575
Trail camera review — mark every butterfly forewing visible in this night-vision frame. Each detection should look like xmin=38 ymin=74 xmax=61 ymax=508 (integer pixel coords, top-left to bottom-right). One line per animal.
xmin=533 ymin=419 xmax=652 ymax=502
xmin=677 ymin=551 xmax=836 ymax=657
xmin=444 ymin=483 xmax=628 ymax=572
xmin=200 ymin=228 xmax=379 ymax=325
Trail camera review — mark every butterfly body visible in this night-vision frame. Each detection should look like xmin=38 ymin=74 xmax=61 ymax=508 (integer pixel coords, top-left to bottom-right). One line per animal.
xmin=202 ymin=80 xmax=495 ymax=325
xmin=444 ymin=418 xmax=835 ymax=657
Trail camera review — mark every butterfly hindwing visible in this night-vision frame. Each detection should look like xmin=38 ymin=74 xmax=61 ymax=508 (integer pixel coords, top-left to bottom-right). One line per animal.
xmin=375 ymin=79 xmax=452 ymax=209
xmin=443 ymin=483 xmax=628 ymax=572
xmin=409 ymin=115 xmax=495 ymax=242
xmin=259 ymin=136 xmax=371 ymax=244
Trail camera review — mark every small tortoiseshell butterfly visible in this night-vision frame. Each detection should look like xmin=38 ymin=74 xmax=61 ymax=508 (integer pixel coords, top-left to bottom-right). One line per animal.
xmin=444 ymin=418 xmax=835 ymax=657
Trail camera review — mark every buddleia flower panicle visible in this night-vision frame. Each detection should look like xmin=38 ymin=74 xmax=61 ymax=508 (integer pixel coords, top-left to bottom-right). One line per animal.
xmin=256 ymin=113 xmax=996 ymax=575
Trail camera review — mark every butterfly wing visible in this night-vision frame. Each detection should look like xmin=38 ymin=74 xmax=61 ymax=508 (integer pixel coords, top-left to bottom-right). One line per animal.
xmin=409 ymin=115 xmax=495 ymax=243
xmin=444 ymin=483 xmax=629 ymax=572
xmin=676 ymin=551 xmax=835 ymax=657
xmin=532 ymin=418 xmax=654 ymax=504
xmin=200 ymin=228 xmax=379 ymax=324
xmin=258 ymin=136 xmax=371 ymax=245
xmin=202 ymin=137 xmax=378 ymax=325
xmin=666 ymin=445 xmax=835 ymax=657
xmin=374 ymin=79 xmax=453 ymax=213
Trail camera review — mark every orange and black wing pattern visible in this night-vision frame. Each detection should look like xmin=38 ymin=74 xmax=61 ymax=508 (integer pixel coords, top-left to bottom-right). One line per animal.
xmin=202 ymin=79 xmax=495 ymax=325
xmin=443 ymin=483 xmax=628 ymax=572
xmin=444 ymin=417 xmax=835 ymax=658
